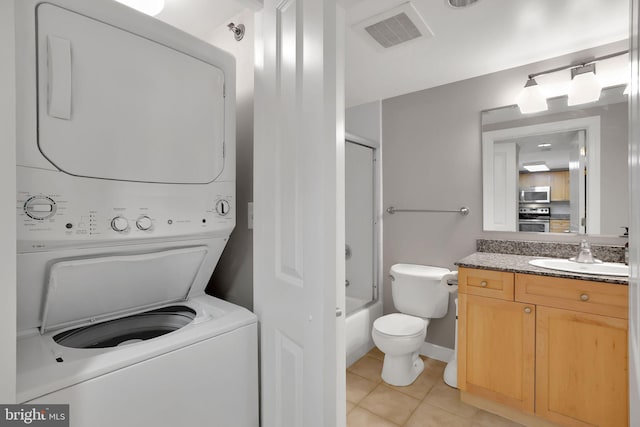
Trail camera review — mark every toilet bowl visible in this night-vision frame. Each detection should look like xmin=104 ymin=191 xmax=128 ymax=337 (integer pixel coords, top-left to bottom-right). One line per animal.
xmin=372 ymin=264 xmax=458 ymax=386
xmin=372 ymin=313 xmax=428 ymax=386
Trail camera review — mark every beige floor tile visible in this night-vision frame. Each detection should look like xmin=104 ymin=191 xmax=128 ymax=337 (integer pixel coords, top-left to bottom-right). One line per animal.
xmin=367 ymin=346 xmax=385 ymax=361
xmin=347 ymin=407 xmax=400 ymax=427
xmin=423 ymin=383 xmax=478 ymax=418
xmin=346 ymin=371 xmax=378 ymax=404
xmin=422 ymin=357 xmax=447 ymax=380
xmin=346 ymin=401 xmax=356 ymax=414
xmin=359 ymin=383 xmax=421 ymax=426
xmin=386 ymin=368 xmax=438 ymax=400
xmin=347 ymin=355 xmax=384 ymax=383
xmin=471 ymin=410 xmax=524 ymax=427
xmin=405 ymin=402 xmax=473 ymax=427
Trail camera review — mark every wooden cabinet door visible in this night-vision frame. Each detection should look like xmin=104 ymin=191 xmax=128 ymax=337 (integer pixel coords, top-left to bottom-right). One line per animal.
xmin=550 ymin=170 xmax=570 ymax=201
xmin=458 ymin=294 xmax=535 ymax=413
xmin=536 ymin=306 xmax=628 ymax=427
xmin=519 ymin=172 xmax=550 ymax=189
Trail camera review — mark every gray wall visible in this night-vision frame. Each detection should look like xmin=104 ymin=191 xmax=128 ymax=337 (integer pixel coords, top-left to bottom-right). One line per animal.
xmin=381 ymin=41 xmax=628 ymax=349
xmin=206 ymin=10 xmax=255 ymax=310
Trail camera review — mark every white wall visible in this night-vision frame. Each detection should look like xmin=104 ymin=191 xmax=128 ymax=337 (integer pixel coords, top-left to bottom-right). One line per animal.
xmin=205 ymin=10 xmax=256 ymax=310
xmin=0 ymin=0 xmax=17 ymax=403
xmin=382 ymin=41 xmax=628 ymax=349
xmin=346 ymin=100 xmax=381 ymax=144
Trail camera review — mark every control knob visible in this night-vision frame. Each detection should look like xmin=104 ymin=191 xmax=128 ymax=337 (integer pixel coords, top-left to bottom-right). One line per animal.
xmin=216 ymin=199 xmax=231 ymax=216
xmin=24 ymin=196 xmax=57 ymax=220
xmin=111 ymin=216 xmax=129 ymax=232
xmin=136 ymin=216 xmax=153 ymax=231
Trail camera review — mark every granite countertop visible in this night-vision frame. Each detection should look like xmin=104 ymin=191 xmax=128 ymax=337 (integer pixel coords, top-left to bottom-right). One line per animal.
xmin=456 ymin=252 xmax=628 ymax=285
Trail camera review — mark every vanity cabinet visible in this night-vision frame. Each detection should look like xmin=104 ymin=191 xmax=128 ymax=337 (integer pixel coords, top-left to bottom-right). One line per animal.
xmin=458 ymin=267 xmax=629 ymax=427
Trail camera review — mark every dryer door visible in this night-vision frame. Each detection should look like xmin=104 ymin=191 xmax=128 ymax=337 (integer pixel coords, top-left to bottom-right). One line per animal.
xmin=36 ymin=4 xmax=225 ymax=184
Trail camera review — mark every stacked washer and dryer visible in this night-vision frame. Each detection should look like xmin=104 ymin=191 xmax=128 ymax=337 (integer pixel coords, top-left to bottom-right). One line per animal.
xmin=14 ymin=1 xmax=258 ymax=426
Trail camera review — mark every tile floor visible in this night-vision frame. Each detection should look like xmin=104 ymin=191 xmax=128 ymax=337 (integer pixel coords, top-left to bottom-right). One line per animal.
xmin=346 ymin=347 xmax=523 ymax=427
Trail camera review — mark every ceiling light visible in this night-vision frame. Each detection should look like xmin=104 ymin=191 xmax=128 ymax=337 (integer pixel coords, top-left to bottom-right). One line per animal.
xmin=115 ymin=0 xmax=165 ymax=16
xmin=516 ymin=78 xmax=548 ymax=114
xmin=537 ymin=143 xmax=552 ymax=148
xmin=448 ymin=0 xmax=480 ymax=7
xmin=523 ymin=161 xmax=550 ymax=172
xmin=567 ymin=63 xmax=602 ymax=106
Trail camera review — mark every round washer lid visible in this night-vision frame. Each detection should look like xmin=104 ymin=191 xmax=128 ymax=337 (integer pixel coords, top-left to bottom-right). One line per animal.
xmin=374 ymin=313 xmax=427 ymax=337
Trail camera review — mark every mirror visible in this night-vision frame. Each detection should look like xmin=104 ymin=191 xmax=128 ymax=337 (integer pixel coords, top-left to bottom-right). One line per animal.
xmin=482 ymin=85 xmax=628 ymax=236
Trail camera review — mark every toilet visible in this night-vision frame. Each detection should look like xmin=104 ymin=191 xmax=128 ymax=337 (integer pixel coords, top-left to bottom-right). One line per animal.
xmin=372 ymin=264 xmax=457 ymax=386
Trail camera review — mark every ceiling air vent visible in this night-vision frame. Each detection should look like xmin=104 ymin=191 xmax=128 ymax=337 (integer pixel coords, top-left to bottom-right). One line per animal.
xmin=353 ymin=2 xmax=433 ymax=50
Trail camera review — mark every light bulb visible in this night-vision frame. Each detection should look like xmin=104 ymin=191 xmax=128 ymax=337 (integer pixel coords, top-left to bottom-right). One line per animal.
xmin=567 ymin=64 xmax=602 ymax=106
xmin=516 ymin=78 xmax=548 ymax=114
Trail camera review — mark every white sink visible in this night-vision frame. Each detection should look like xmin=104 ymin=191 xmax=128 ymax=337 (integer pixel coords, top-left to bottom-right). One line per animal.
xmin=528 ymin=258 xmax=629 ymax=277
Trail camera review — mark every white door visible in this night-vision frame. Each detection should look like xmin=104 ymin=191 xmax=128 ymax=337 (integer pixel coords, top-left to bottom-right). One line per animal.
xmin=253 ymin=0 xmax=345 ymax=426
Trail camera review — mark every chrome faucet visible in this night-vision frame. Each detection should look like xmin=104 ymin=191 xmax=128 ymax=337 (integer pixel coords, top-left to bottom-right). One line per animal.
xmin=570 ymin=239 xmax=601 ymax=264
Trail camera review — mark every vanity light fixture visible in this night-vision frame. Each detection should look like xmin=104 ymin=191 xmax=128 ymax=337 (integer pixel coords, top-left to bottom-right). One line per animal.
xmin=516 ymin=50 xmax=627 ymax=113
xmin=567 ymin=63 xmax=602 ymax=106
xmin=516 ymin=78 xmax=548 ymax=114
xmin=115 ymin=0 xmax=164 ymax=16
xmin=523 ymin=161 xmax=550 ymax=172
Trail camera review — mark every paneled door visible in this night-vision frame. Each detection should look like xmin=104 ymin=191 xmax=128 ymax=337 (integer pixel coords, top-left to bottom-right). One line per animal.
xmin=458 ymin=293 xmax=535 ymax=413
xmin=536 ymin=306 xmax=628 ymax=427
xmin=253 ymin=1 xmax=345 ymax=426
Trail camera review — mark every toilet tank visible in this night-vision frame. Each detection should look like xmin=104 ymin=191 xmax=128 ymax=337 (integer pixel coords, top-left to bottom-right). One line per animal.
xmin=390 ymin=264 xmax=451 ymax=319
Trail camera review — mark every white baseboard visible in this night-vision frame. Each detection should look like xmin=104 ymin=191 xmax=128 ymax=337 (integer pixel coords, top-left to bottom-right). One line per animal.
xmin=419 ymin=342 xmax=454 ymax=363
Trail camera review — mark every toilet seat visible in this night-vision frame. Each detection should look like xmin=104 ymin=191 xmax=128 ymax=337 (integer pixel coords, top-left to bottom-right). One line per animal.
xmin=373 ymin=313 xmax=428 ymax=338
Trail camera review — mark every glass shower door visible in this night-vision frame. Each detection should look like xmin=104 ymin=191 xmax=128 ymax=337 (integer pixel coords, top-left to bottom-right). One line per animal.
xmin=345 ymin=141 xmax=375 ymax=315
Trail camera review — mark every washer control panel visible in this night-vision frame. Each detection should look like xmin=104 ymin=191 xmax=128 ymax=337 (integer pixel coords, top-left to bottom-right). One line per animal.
xmin=17 ymin=168 xmax=235 ymax=251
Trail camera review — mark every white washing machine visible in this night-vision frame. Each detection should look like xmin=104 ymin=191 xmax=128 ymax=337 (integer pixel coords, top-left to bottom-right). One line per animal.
xmin=14 ymin=1 xmax=258 ymax=426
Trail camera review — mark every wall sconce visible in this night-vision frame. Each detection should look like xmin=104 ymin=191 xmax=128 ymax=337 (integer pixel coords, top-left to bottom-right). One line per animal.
xmin=516 ymin=78 xmax=548 ymax=114
xmin=115 ymin=0 xmax=165 ymax=16
xmin=568 ymin=63 xmax=602 ymax=106
xmin=516 ymin=50 xmax=627 ymax=114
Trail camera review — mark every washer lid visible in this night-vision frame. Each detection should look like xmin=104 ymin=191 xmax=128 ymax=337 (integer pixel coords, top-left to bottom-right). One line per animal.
xmin=374 ymin=313 xmax=427 ymax=337
xmin=40 ymin=247 xmax=208 ymax=334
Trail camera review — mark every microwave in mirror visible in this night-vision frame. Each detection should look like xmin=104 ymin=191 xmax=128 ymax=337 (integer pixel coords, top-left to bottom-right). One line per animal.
xmin=520 ymin=186 xmax=551 ymax=203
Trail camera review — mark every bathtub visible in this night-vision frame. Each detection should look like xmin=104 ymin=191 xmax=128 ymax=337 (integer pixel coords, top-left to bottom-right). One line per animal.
xmin=345 ymin=296 xmax=383 ymax=367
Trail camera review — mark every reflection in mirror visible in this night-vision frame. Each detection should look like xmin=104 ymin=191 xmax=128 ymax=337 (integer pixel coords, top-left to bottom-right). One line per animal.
xmin=482 ymin=86 xmax=628 ymax=236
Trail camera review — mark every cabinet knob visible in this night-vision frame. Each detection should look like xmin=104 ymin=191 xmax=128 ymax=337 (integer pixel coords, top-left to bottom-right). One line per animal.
xmin=480 ymin=281 xmax=488 ymax=288
xmin=524 ymin=307 xmax=532 ymax=314
xmin=580 ymin=293 xmax=589 ymax=302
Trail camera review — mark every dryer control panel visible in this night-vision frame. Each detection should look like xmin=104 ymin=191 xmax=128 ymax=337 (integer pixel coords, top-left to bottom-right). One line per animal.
xmin=17 ymin=167 xmax=235 ymax=252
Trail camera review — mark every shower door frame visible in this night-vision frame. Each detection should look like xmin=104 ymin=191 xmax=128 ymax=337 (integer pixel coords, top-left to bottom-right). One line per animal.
xmin=345 ymin=132 xmax=382 ymax=312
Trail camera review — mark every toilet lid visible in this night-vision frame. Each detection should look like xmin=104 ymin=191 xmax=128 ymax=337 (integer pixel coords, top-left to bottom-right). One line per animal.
xmin=374 ymin=313 xmax=427 ymax=337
